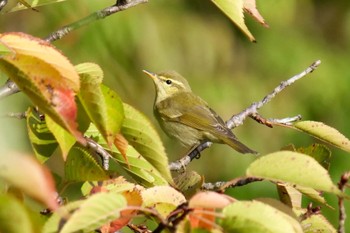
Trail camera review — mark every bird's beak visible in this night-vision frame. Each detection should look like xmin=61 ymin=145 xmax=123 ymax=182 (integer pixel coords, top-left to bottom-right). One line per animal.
xmin=142 ymin=70 xmax=157 ymax=80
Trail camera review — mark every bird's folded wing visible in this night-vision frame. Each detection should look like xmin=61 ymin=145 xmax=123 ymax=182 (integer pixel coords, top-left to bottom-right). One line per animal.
xmin=156 ymin=93 xmax=230 ymax=137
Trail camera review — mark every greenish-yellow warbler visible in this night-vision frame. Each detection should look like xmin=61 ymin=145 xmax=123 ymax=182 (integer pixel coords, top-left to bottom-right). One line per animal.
xmin=143 ymin=70 xmax=257 ymax=154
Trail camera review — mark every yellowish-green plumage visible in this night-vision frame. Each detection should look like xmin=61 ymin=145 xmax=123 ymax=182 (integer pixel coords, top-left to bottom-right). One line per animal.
xmin=143 ymin=70 xmax=257 ymax=154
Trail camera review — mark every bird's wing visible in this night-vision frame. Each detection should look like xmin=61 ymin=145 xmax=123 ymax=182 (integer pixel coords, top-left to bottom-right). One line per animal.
xmin=156 ymin=92 xmax=257 ymax=154
xmin=156 ymin=92 xmax=232 ymax=137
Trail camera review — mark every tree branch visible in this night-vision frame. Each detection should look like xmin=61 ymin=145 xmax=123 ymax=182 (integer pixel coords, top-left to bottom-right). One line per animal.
xmin=0 ymin=79 xmax=21 ymax=100
xmin=44 ymin=0 xmax=148 ymax=43
xmin=338 ymin=171 xmax=350 ymax=233
xmin=85 ymin=138 xmax=111 ymax=170
xmin=201 ymin=176 xmax=263 ymax=192
xmin=170 ymin=60 xmax=321 ymax=171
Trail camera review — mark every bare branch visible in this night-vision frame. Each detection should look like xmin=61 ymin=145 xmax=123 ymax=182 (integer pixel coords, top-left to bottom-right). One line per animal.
xmin=0 ymin=79 xmax=20 ymax=100
xmin=1 ymin=111 xmax=27 ymax=119
xmin=227 ymin=60 xmax=321 ymax=129
xmin=85 ymin=138 xmax=111 ymax=170
xmin=201 ymin=176 xmax=263 ymax=192
xmin=170 ymin=60 xmax=321 ymax=171
xmin=338 ymin=171 xmax=350 ymax=233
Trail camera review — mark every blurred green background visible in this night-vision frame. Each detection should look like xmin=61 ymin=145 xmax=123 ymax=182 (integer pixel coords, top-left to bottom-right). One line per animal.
xmin=0 ymin=0 xmax=350 ymax=230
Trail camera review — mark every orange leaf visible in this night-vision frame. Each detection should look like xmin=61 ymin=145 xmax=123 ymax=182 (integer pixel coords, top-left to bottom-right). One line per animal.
xmin=188 ymin=192 xmax=234 ymax=230
xmin=86 ymin=178 xmax=143 ymax=233
xmin=101 ymin=188 xmax=142 ymax=233
xmin=189 ymin=208 xmax=216 ymax=230
xmin=114 ymin=133 xmax=130 ymax=167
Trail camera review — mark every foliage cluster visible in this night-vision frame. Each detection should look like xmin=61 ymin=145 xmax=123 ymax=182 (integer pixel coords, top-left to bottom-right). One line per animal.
xmin=0 ymin=0 xmax=349 ymax=232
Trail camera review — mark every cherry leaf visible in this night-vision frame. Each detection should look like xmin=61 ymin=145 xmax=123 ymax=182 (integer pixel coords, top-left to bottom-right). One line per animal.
xmin=222 ymin=200 xmax=303 ymax=233
xmin=76 ymin=63 xmax=124 ymax=148
xmin=211 ymin=0 xmax=255 ymax=42
xmin=243 ymin=0 xmax=269 ymax=27
xmin=0 ymin=32 xmax=85 ymax=145
xmin=60 ymin=192 xmax=127 ymax=233
xmin=142 ymin=186 xmax=186 ymax=218
xmin=294 ymin=121 xmax=350 ymax=153
xmin=0 ymin=152 xmax=58 ymax=210
xmin=247 ymin=151 xmax=343 ymax=196
xmin=26 ymin=107 xmax=58 ymax=163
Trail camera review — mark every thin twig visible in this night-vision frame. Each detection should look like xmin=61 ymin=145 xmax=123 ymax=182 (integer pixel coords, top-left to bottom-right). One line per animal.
xmin=45 ymin=0 xmax=148 ymax=43
xmin=170 ymin=60 xmax=321 ymax=171
xmin=299 ymin=203 xmax=321 ymax=222
xmin=0 ymin=79 xmax=21 ymax=100
xmin=1 ymin=111 xmax=27 ymax=119
xmin=201 ymin=176 xmax=263 ymax=192
xmin=338 ymin=171 xmax=350 ymax=233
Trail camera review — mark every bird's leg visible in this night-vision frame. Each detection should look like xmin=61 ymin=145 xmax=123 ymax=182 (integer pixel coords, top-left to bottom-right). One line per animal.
xmin=187 ymin=143 xmax=203 ymax=160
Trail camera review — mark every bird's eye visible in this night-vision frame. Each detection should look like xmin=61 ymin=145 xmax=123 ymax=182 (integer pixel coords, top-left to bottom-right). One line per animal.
xmin=165 ymin=80 xmax=172 ymax=85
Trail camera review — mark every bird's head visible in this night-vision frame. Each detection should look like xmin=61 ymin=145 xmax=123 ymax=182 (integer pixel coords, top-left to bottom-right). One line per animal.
xmin=143 ymin=70 xmax=191 ymax=102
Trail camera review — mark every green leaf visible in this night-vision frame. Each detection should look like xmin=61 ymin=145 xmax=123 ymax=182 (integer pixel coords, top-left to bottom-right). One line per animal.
xmin=294 ymin=121 xmax=350 ymax=153
xmin=64 ymin=145 xmax=110 ymax=182
xmin=276 ymin=183 xmax=302 ymax=208
xmin=301 ymin=214 xmax=337 ymax=233
xmin=85 ymin=124 xmax=169 ymax=187
xmin=42 ymin=200 xmax=84 ymax=233
xmin=246 ymin=151 xmax=343 ymax=196
xmin=296 ymin=144 xmax=331 ymax=170
xmin=0 ymin=39 xmax=14 ymax=57
xmin=293 ymin=185 xmax=331 ymax=208
xmin=46 ymin=115 xmax=76 ymax=161
xmin=0 ymin=32 xmax=85 ymax=144
xmin=211 ymin=0 xmax=255 ymax=42
xmin=174 ymin=170 xmax=202 ymax=193
xmin=221 ymin=200 xmax=303 ymax=233
xmin=0 ymin=194 xmax=34 ymax=233
xmin=121 ymin=103 xmax=173 ymax=184
xmin=0 ymin=152 xmax=58 ymax=210
xmin=60 ymin=192 xmax=127 ymax=233
xmin=76 ymin=63 xmax=124 ymax=147
xmin=142 ymin=186 xmax=186 ymax=218
xmin=9 ymin=0 xmax=69 ymax=12
xmin=26 ymin=107 xmax=58 ymax=163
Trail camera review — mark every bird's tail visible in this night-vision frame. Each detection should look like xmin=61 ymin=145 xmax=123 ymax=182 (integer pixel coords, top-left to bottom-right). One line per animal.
xmin=223 ymin=136 xmax=258 ymax=155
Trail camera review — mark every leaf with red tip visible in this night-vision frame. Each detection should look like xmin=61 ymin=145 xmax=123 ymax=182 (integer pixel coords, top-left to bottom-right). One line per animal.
xmin=211 ymin=0 xmax=255 ymax=42
xmin=243 ymin=0 xmax=269 ymax=27
xmin=0 ymin=152 xmax=58 ymax=210
xmin=0 ymin=32 xmax=85 ymax=145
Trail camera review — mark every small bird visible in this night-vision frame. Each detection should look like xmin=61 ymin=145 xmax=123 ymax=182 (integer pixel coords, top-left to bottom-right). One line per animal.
xmin=143 ymin=70 xmax=257 ymax=155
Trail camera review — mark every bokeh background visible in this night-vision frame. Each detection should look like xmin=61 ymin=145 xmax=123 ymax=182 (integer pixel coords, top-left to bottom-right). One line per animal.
xmin=0 ymin=0 xmax=349 ymax=230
